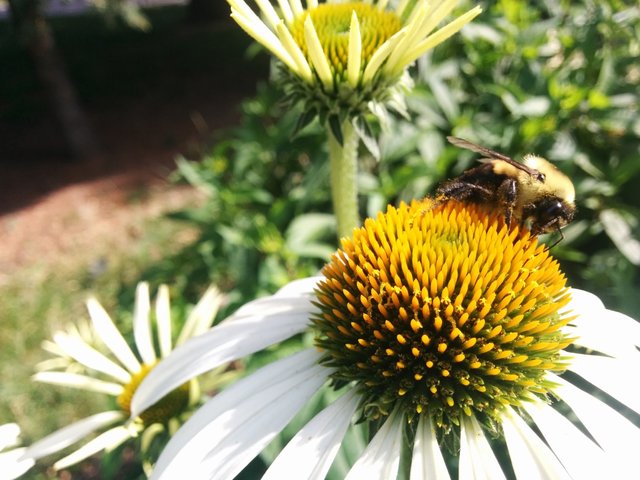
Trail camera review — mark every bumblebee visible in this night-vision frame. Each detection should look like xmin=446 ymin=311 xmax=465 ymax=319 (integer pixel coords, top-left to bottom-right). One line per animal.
xmin=437 ymin=137 xmax=576 ymax=241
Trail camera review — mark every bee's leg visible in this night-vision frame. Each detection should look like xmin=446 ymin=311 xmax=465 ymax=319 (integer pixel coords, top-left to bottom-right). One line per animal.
xmin=497 ymin=178 xmax=517 ymax=227
xmin=435 ymin=181 xmax=493 ymax=203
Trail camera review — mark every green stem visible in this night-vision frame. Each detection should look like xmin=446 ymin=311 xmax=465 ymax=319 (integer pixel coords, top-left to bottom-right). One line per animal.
xmin=328 ymin=121 xmax=360 ymax=240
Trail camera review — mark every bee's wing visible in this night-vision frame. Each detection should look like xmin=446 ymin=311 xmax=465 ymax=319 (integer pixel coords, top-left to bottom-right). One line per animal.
xmin=447 ymin=136 xmax=545 ymax=181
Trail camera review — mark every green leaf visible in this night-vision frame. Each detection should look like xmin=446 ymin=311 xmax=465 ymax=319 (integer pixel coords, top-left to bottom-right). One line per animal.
xmin=328 ymin=115 xmax=344 ymax=145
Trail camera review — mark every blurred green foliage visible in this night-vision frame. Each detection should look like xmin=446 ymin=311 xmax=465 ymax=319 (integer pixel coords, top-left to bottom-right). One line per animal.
xmin=153 ymin=0 xmax=639 ymax=319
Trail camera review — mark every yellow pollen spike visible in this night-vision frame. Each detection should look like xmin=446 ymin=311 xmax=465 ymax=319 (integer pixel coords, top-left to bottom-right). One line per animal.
xmin=396 ymin=360 xmax=406 ymax=369
xmin=398 ymin=388 xmax=407 ymax=396
xmin=416 ymin=405 xmax=423 ymax=414
xmin=373 ymin=330 xmax=384 ymax=340
xmin=414 ymin=373 xmax=423 ymax=381
xmin=411 ymin=347 xmax=420 ymax=357
xmin=446 ymin=397 xmax=454 ymax=407
xmin=350 ymin=322 xmax=363 ymax=333
xmin=453 ymin=353 xmax=465 ymax=362
xmin=434 ymin=316 xmax=443 ymax=331
xmin=384 ymin=320 xmax=396 ymax=332
xmin=357 ymin=338 xmax=370 ymax=347
xmin=410 ymin=319 xmax=423 ymax=332
xmin=437 ymin=343 xmax=447 ymax=353
xmin=426 ymin=360 xmax=434 ymax=368
xmin=421 ymin=334 xmax=431 ymax=346
xmin=430 ymin=385 xmax=438 ymax=394
xmin=397 ymin=334 xmax=407 ymax=345
xmin=385 ymin=348 xmax=395 ymax=356
xmin=441 ymin=369 xmax=450 ymax=377
xmin=382 ymin=371 xmax=394 ymax=377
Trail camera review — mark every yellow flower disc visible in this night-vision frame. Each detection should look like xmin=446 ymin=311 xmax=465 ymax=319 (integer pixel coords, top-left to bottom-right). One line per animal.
xmin=118 ymin=363 xmax=190 ymax=425
xmin=291 ymin=2 xmax=402 ymax=80
xmin=313 ymin=200 xmax=574 ymax=431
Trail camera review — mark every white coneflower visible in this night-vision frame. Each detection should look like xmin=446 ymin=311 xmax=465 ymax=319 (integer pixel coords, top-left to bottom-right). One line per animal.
xmin=132 ymin=200 xmax=640 ymax=479
xmin=228 ymin=0 xmax=482 ymax=239
xmin=0 ymin=423 xmax=35 ymax=479
xmin=22 ymin=283 xmax=225 ymax=473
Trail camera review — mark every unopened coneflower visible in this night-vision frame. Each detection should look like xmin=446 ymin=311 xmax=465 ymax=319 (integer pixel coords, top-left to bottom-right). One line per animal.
xmin=20 ymin=283 xmax=227 ymax=474
xmin=227 ymin=0 xmax=481 ymax=238
xmin=131 ymin=199 xmax=640 ymax=479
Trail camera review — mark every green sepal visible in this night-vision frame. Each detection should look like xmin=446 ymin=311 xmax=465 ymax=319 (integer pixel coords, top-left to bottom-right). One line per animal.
xmin=293 ymin=106 xmax=318 ymax=136
xmin=328 ymin=114 xmax=344 ymax=145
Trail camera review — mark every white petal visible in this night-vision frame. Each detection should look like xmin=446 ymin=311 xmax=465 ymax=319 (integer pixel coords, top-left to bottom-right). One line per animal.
xmin=131 ymin=295 xmax=315 ymax=417
xmin=263 ymin=389 xmax=359 ymax=480
xmin=33 ymin=371 xmax=124 ymax=396
xmin=175 ymin=286 xmax=224 ymax=346
xmin=289 ymin=0 xmax=303 ymax=17
xmin=273 ymin=276 xmax=322 ymax=298
xmin=363 ymin=27 xmax=407 ymax=83
xmin=501 ymin=407 xmax=571 ymax=480
xmin=53 ymin=332 xmax=131 ymax=384
xmin=275 ymin=21 xmax=314 ymax=84
xmin=551 ymin=373 xmax=640 ymax=474
xmin=522 ymin=400 xmax=609 ymax=479
xmin=276 ymin=0 xmax=294 ymax=25
xmin=53 ymin=426 xmax=132 ymax=470
xmin=134 ymin=282 xmax=156 ymax=364
xmin=345 ymin=409 xmax=403 ymax=480
xmin=0 ymin=448 xmax=35 ymax=479
xmin=156 ymin=285 xmax=173 ymax=358
xmin=86 ymin=297 xmax=141 ymax=373
xmin=459 ymin=415 xmax=506 ymax=480
xmin=567 ymin=352 xmax=640 ymax=414
xmin=347 ymin=11 xmax=362 ymax=87
xmin=304 ymin=15 xmax=334 ymax=88
xmin=410 ymin=415 xmax=450 ymax=480
xmin=0 ymin=424 xmax=21 ymax=450
xmin=25 ymin=411 xmax=125 ymax=461
xmin=230 ymin=8 xmax=298 ymax=74
xmin=151 ymin=349 xmax=328 ymax=480
xmin=255 ymin=0 xmax=282 ymax=31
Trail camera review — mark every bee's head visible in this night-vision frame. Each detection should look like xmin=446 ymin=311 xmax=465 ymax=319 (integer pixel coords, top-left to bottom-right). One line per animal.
xmin=530 ymin=196 xmax=576 ymax=235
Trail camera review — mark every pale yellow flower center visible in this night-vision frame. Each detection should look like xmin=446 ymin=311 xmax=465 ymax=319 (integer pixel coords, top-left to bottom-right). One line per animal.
xmin=291 ymin=2 xmax=402 ymax=79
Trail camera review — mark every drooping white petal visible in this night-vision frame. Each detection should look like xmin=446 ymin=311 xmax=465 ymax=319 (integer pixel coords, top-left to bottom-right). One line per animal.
xmin=175 ymin=286 xmax=224 ymax=346
xmin=304 ymin=15 xmax=334 ymax=88
xmin=393 ymin=7 xmax=483 ymax=74
xmin=567 ymin=352 xmax=640 ymax=414
xmin=263 ymin=389 xmax=359 ymax=480
xmin=53 ymin=426 xmax=132 ymax=470
xmin=276 ymin=0 xmax=294 ymax=25
xmin=0 ymin=447 xmax=35 ymax=480
xmin=459 ymin=415 xmax=506 ymax=480
xmin=272 ymin=276 xmax=322 ymax=298
xmin=151 ymin=349 xmax=329 ymax=480
xmin=289 ymin=0 xmax=303 ymax=18
xmin=131 ymin=294 xmax=315 ymax=417
xmin=568 ymin=297 xmax=640 ymax=360
xmin=345 ymin=409 xmax=403 ymax=480
xmin=275 ymin=21 xmax=314 ymax=83
xmin=133 ymin=282 xmax=156 ymax=364
xmin=347 ymin=11 xmax=362 ymax=87
xmin=522 ymin=400 xmax=609 ymax=479
xmin=255 ymin=0 xmax=282 ymax=31
xmin=0 ymin=424 xmax=20 ymax=450
xmin=155 ymin=285 xmax=173 ymax=358
xmin=53 ymin=332 xmax=131 ymax=384
xmin=86 ymin=298 xmax=141 ymax=373
xmin=410 ymin=415 xmax=450 ymax=480
xmin=501 ymin=407 xmax=571 ymax=480
xmin=551 ymin=373 xmax=640 ymax=474
xmin=25 ymin=411 xmax=125 ymax=461
xmin=230 ymin=8 xmax=299 ymax=74
xmin=363 ymin=27 xmax=407 ymax=83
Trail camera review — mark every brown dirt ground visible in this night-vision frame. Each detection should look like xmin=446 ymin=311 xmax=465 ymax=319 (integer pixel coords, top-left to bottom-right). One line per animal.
xmin=0 ymin=60 xmax=258 ymax=281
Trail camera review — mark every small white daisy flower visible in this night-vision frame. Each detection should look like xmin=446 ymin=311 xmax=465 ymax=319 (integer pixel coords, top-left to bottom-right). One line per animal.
xmin=132 ymin=200 xmax=640 ymax=479
xmin=23 ymin=282 xmax=225 ymax=473
xmin=0 ymin=423 xmax=35 ymax=480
